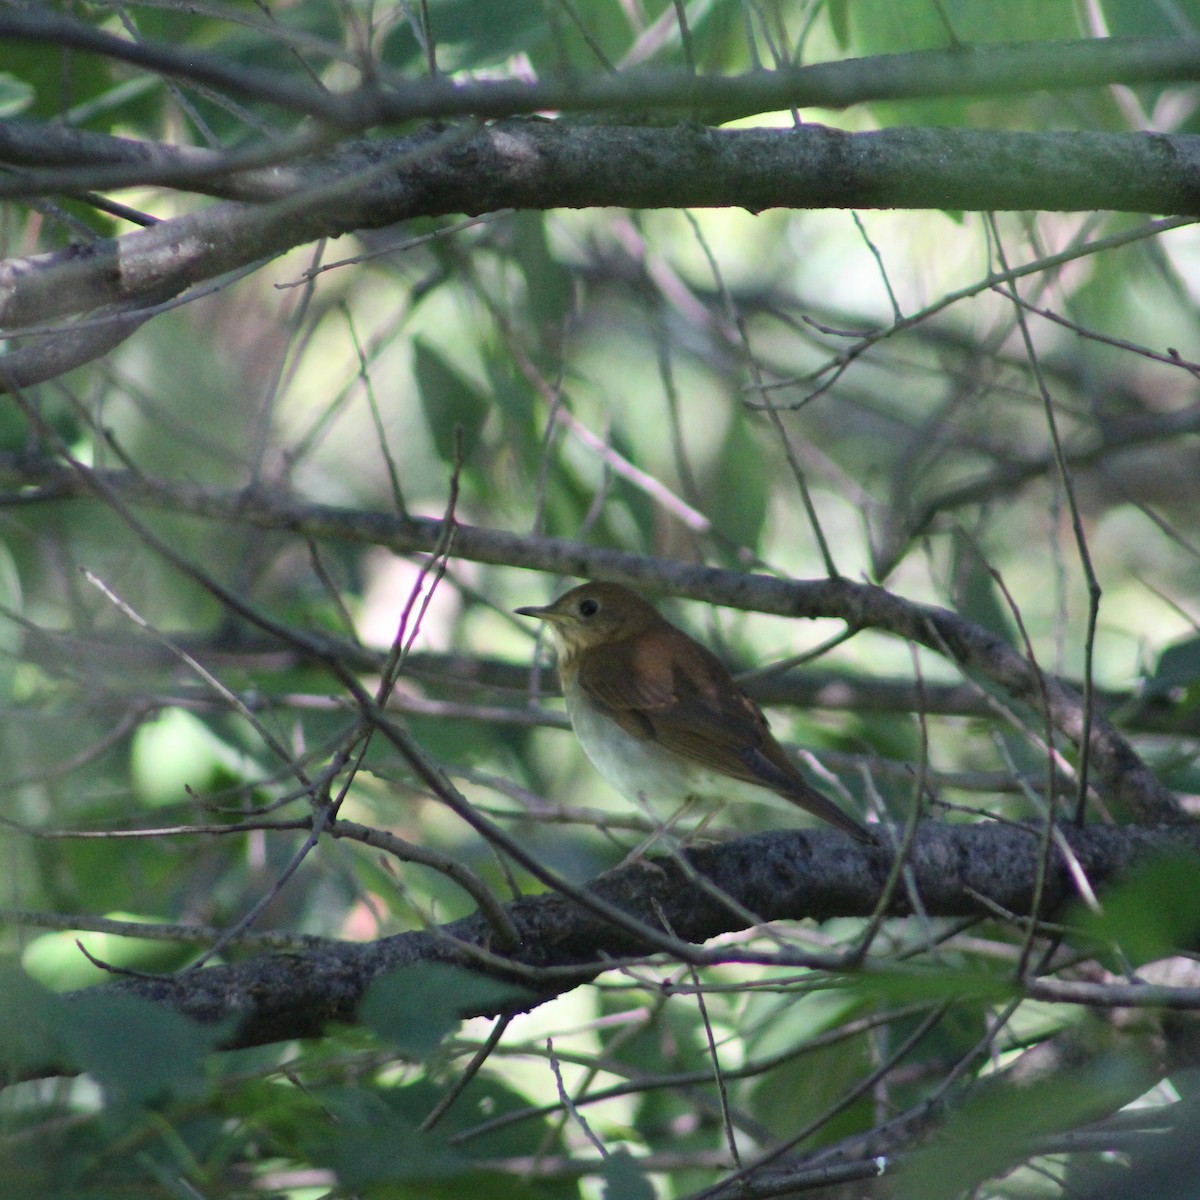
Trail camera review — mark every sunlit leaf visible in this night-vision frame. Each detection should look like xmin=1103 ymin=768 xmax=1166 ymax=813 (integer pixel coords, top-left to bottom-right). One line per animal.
xmin=131 ymin=707 xmax=249 ymax=808
xmin=22 ymin=916 xmax=191 ymax=991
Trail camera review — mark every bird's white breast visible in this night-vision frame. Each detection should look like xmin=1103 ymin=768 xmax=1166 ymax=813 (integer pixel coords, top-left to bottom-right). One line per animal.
xmin=562 ymin=677 xmax=772 ymax=810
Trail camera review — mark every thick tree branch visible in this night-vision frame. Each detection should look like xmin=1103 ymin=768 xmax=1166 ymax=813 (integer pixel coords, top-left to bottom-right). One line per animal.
xmin=36 ymin=822 xmax=1200 ymax=1068
xmin=2 ymin=122 xmax=1200 ymax=342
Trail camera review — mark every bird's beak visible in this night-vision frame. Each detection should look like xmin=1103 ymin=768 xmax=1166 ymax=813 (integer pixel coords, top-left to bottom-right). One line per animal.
xmin=514 ymin=604 xmax=555 ymax=621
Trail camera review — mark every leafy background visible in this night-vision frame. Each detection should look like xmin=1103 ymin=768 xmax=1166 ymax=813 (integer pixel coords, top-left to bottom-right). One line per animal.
xmin=3 ymin=1 xmax=1200 ymax=1197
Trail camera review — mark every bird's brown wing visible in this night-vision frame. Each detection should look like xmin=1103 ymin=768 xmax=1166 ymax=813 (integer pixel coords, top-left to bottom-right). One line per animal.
xmin=573 ymin=625 xmax=685 ymax=738
xmin=577 ymin=627 xmax=870 ymax=841
xmin=576 ymin=626 xmax=781 ymax=776
xmin=662 ymin=671 xmax=870 ymax=840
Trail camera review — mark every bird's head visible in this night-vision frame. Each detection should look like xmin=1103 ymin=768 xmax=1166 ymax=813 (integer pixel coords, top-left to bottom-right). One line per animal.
xmin=516 ymin=581 xmax=660 ymax=662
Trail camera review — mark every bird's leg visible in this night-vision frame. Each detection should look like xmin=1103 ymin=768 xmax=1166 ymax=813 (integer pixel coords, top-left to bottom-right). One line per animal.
xmin=684 ymin=799 xmax=724 ymax=845
xmin=618 ymin=793 xmax=700 ymax=867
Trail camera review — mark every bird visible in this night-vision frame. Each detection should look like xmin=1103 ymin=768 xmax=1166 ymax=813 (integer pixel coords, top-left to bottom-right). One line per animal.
xmin=515 ymin=581 xmax=869 ymax=841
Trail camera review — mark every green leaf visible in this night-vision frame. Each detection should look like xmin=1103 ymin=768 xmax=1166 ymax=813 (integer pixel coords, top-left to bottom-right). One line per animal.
xmin=310 ymin=1085 xmax=479 ymax=1189
xmin=897 ymin=1033 xmax=1152 ymax=1200
xmin=603 ymin=1148 xmax=656 ymax=1200
xmin=1101 ymin=0 xmax=1200 ymax=38
xmin=0 ymin=39 xmax=110 ymax=122
xmin=0 ymin=961 xmax=66 ymax=1071
xmin=526 ymin=0 xmax=639 ymax=73
xmin=828 ymin=0 xmax=852 ymax=48
xmin=60 ymin=992 xmax=226 ymax=1105
xmin=0 ymin=538 xmax=24 ymax=701
xmin=414 ymin=339 xmax=491 ymax=465
xmin=485 ymin=346 xmax=541 ymax=481
xmin=950 ymin=531 xmax=1017 ymax=648
xmin=382 ymin=0 xmax=549 ymax=72
xmin=684 ymin=0 xmax=744 ymax=73
xmin=837 ymin=0 xmax=1081 ymax=52
xmin=131 ymin=707 xmax=246 ymax=808
xmin=309 ymin=1074 xmax=578 ymax=1182
xmin=320 ymin=1107 xmax=465 ymax=1188
xmin=855 ymin=960 xmax=1016 ymax=1007
xmin=1145 ymin=636 xmax=1200 ymax=703
xmin=710 ymin=411 xmax=768 ymax=553
xmin=748 ymin=1022 xmax=873 ymax=1143
xmin=513 ymin=212 xmax=573 ymax=330
xmin=1072 ymin=853 xmax=1200 ymax=968
xmin=360 ymin=963 xmax=532 ymax=1060
xmin=0 ymin=73 xmax=33 ymax=116
xmin=23 ymin=916 xmax=192 ymax=991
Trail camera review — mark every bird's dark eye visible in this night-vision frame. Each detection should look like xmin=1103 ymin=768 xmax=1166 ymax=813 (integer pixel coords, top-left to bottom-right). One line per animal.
xmin=579 ymin=598 xmax=600 ymax=618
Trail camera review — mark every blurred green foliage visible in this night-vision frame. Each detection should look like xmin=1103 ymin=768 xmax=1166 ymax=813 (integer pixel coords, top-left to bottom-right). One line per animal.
xmin=1 ymin=1 xmax=1198 ymax=1197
